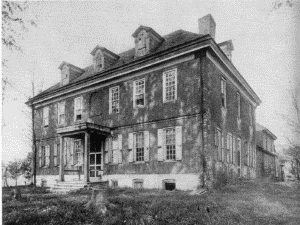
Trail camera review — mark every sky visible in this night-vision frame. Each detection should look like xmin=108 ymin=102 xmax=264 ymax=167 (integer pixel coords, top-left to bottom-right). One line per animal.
xmin=2 ymin=0 xmax=300 ymax=163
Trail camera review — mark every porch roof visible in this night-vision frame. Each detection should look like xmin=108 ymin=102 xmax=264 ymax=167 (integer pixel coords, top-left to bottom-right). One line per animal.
xmin=57 ymin=122 xmax=111 ymax=136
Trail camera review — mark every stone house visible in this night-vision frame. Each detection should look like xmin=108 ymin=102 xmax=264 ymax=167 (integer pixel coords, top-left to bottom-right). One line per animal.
xmin=256 ymin=123 xmax=277 ymax=178
xmin=26 ymin=14 xmax=261 ymax=190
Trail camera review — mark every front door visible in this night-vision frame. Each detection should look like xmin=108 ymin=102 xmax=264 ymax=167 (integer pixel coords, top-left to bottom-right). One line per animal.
xmin=89 ymin=138 xmax=104 ymax=182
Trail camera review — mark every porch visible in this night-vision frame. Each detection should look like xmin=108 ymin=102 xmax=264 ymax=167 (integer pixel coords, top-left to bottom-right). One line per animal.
xmin=57 ymin=122 xmax=111 ymax=184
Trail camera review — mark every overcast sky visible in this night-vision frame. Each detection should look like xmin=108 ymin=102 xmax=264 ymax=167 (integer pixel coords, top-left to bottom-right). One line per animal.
xmin=2 ymin=0 xmax=300 ymax=162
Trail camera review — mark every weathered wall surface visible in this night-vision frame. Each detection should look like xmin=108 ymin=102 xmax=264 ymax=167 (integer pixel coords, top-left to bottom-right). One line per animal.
xmin=34 ymin=56 xmax=203 ymax=176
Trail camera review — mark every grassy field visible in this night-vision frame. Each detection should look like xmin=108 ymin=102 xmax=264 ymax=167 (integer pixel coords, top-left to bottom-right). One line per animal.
xmin=2 ymin=180 xmax=300 ymax=225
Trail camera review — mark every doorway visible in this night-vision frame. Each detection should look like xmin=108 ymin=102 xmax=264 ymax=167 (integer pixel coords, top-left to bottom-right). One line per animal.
xmin=89 ymin=136 xmax=104 ymax=182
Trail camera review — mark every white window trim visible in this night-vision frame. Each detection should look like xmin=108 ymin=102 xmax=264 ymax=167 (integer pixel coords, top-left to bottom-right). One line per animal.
xmin=133 ymin=78 xmax=146 ymax=108
xmin=74 ymin=96 xmax=83 ymax=122
xmin=43 ymin=107 xmax=49 ymax=127
xmin=57 ymin=101 xmax=65 ymax=126
xmin=109 ymin=86 xmax=120 ymax=114
xmin=221 ymin=77 xmax=227 ymax=108
xmin=163 ymin=68 xmax=178 ymax=103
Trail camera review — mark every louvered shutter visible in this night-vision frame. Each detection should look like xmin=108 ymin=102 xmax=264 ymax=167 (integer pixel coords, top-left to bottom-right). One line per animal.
xmin=176 ymin=126 xmax=182 ymax=160
xmin=104 ymin=138 xmax=109 ymax=164
xmin=144 ymin=131 xmax=150 ymax=162
xmin=162 ymin=73 xmax=166 ymax=102
xmin=128 ymin=133 xmax=133 ymax=162
xmin=133 ymin=133 xmax=137 ymax=162
xmin=157 ymin=129 xmax=164 ymax=161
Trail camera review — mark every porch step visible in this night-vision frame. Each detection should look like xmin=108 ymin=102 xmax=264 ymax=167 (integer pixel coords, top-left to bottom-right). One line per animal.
xmin=50 ymin=181 xmax=87 ymax=193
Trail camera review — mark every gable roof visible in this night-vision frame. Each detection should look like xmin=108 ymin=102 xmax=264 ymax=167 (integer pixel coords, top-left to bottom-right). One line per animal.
xmin=256 ymin=123 xmax=277 ymax=140
xmin=33 ymin=29 xmax=202 ymax=99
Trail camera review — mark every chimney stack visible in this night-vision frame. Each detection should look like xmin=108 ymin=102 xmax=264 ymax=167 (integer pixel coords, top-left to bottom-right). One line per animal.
xmin=198 ymin=14 xmax=216 ymax=39
xmin=218 ymin=40 xmax=234 ymax=61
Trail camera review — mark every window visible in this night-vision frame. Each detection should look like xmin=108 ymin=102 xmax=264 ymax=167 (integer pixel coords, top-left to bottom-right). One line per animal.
xmin=109 ymin=86 xmax=119 ymax=114
xmin=57 ymin=101 xmax=65 ymax=125
xmin=133 ymin=79 xmax=145 ymax=107
xmin=221 ymin=78 xmax=226 ymax=108
xmin=163 ymin=179 xmax=176 ymax=191
xmin=74 ymin=140 xmax=83 ymax=165
xmin=227 ymin=133 xmax=233 ymax=163
xmin=244 ymin=141 xmax=248 ymax=166
xmin=41 ymin=145 xmax=50 ymax=167
xmin=166 ymin=128 xmax=176 ymax=160
xmin=135 ymin=132 xmax=144 ymax=162
xmin=133 ymin=179 xmax=144 ymax=189
xmin=61 ymin=65 xmax=69 ymax=85
xmin=74 ymin=97 xmax=83 ymax=121
xmin=163 ymin=68 xmax=177 ymax=102
xmin=53 ymin=143 xmax=60 ymax=167
xmin=237 ymin=138 xmax=241 ymax=166
xmin=215 ymin=127 xmax=222 ymax=161
xmin=237 ymin=93 xmax=241 ymax=119
xmin=249 ymin=103 xmax=253 ymax=125
xmin=43 ymin=107 xmax=49 ymax=127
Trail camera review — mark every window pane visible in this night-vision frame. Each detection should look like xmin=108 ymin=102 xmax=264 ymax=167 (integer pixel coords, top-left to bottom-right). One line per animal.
xmin=96 ymin=154 xmax=101 ymax=164
xmin=90 ymin=154 xmax=95 ymax=165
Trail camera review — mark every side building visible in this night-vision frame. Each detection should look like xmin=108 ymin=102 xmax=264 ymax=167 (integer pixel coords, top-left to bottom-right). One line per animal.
xmin=255 ymin=123 xmax=277 ymax=178
xmin=26 ymin=14 xmax=261 ymax=190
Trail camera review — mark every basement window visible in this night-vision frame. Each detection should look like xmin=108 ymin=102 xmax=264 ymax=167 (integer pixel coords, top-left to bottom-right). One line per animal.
xmin=111 ymin=180 xmax=118 ymax=188
xmin=163 ymin=179 xmax=176 ymax=191
xmin=133 ymin=179 xmax=144 ymax=189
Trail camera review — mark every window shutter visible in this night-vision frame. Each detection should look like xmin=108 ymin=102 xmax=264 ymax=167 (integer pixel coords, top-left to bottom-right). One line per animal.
xmin=109 ymin=88 xmax=112 ymax=114
xmin=133 ymin=81 xmax=136 ymax=107
xmin=176 ymin=126 xmax=182 ymax=160
xmin=47 ymin=146 xmax=50 ymax=167
xmin=104 ymin=138 xmax=109 ymax=164
xmin=157 ymin=129 xmax=164 ymax=161
xmin=133 ymin=133 xmax=137 ymax=162
xmin=108 ymin=137 xmax=112 ymax=163
xmin=162 ymin=73 xmax=166 ymax=102
xmin=54 ymin=143 xmax=57 ymax=166
xmin=118 ymin=150 xmax=122 ymax=164
xmin=39 ymin=146 xmax=42 ymax=167
xmin=118 ymin=134 xmax=122 ymax=150
xmin=128 ymin=133 xmax=133 ymax=162
xmin=174 ymin=69 xmax=178 ymax=100
xmin=232 ymin=136 xmax=235 ymax=164
xmin=64 ymin=140 xmax=67 ymax=166
xmin=144 ymin=131 xmax=150 ymax=162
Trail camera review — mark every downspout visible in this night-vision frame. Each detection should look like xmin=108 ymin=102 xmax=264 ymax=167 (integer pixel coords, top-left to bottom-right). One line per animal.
xmin=31 ymin=103 xmax=37 ymax=186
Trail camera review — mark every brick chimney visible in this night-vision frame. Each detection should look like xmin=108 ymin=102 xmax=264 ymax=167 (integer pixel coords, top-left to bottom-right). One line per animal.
xmin=218 ymin=40 xmax=234 ymax=61
xmin=198 ymin=14 xmax=216 ymax=39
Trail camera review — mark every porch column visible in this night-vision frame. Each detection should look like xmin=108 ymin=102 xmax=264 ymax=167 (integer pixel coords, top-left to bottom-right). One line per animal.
xmin=59 ymin=136 xmax=64 ymax=182
xmin=84 ymin=132 xmax=90 ymax=183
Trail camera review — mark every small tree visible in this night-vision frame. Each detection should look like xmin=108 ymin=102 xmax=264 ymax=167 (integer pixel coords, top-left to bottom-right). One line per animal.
xmin=21 ymin=152 xmax=32 ymax=181
xmin=7 ymin=159 xmax=23 ymax=186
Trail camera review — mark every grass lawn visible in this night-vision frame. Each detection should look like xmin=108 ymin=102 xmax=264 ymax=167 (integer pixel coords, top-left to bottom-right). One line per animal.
xmin=2 ymin=180 xmax=300 ymax=225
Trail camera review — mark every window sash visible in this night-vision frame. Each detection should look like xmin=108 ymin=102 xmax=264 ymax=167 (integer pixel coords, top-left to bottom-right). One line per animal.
xmin=43 ymin=107 xmax=49 ymax=127
xmin=221 ymin=78 xmax=226 ymax=108
xmin=58 ymin=102 xmax=65 ymax=125
xmin=74 ymin=97 xmax=82 ymax=121
xmin=110 ymin=87 xmax=119 ymax=113
xmin=165 ymin=128 xmax=176 ymax=160
xmin=134 ymin=79 xmax=145 ymax=107
xmin=135 ymin=132 xmax=144 ymax=162
xmin=163 ymin=69 xmax=177 ymax=102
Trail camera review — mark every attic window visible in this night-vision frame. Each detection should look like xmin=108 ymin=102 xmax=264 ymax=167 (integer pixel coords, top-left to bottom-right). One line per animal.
xmin=61 ymin=65 xmax=69 ymax=85
xmin=94 ymin=50 xmax=103 ymax=71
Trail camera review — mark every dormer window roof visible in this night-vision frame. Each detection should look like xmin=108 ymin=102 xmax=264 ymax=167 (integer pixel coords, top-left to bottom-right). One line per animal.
xmin=132 ymin=25 xmax=164 ymax=58
xmin=58 ymin=61 xmax=84 ymax=86
xmin=90 ymin=45 xmax=119 ymax=72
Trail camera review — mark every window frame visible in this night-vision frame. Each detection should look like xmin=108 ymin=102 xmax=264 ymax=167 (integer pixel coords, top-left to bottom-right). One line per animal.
xmin=133 ymin=78 xmax=146 ymax=108
xmin=221 ymin=77 xmax=227 ymax=108
xmin=165 ymin=127 xmax=176 ymax=161
xmin=57 ymin=101 xmax=65 ymax=125
xmin=109 ymin=86 xmax=120 ymax=114
xmin=74 ymin=96 xmax=83 ymax=122
xmin=134 ymin=132 xmax=145 ymax=162
xmin=163 ymin=68 xmax=178 ymax=103
xmin=53 ymin=143 xmax=60 ymax=167
xmin=43 ymin=107 xmax=49 ymax=128
xmin=215 ymin=127 xmax=222 ymax=161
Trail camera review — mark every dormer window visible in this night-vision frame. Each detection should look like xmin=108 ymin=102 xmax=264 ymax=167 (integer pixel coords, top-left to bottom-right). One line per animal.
xmin=90 ymin=46 xmax=119 ymax=72
xmin=137 ymin=30 xmax=147 ymax=51
xmin=59 ymin=61 xmax=84 ymax=86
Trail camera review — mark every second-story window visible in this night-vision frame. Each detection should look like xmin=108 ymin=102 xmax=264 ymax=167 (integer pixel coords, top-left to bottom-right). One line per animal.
xmin=221 ymin=78 xmax=226 ymax=108
xmin=109 ymin=86 xmax=119 ymax=114
xmin=163 ymin=68 xmax=177 ymax=102
xmin=43 ymin=107 xmax=49 ymax=127
xmin=58 ymin=101 xmax=65 ymax=125
xmin=74 ymin=97 xmax=83 ymax=121
xmin=133 ymin=79 xmax=145 ymax=107
xmin=237 ymin=92 xmax=241 ymax=119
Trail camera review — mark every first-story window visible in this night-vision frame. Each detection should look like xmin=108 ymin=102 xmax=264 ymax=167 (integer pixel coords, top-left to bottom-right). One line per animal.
xmin=157 ymin=126 xmax=182 ymax=162
xmin=109 ymin=86 xmax=119 ymax=114
xmin=244 ymin=141 xmax=248 ymax=166
xmin=53 ymin=143 xmax=60 ymax=167
xmin=74 ymin=97 xmax=83 ymax=121
xmin=166 ymin=128 xmax=176 ymax=160
xmin=74 ymin=140 xmax=83 ymax=165
xmin=40 ymin=145 xmax=50 ymax=167
xmin=133 ymin=79 xmax=145 ymax=107
xmin=215 ymin=127 xmax=222 ymax=161
xmin=135 ymin=132 xmax=144 ymax=162
xmin=237 ymin=138 xmax=241 ymax=166
xmin=227 ymin=133 xmax=232 ymax=163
